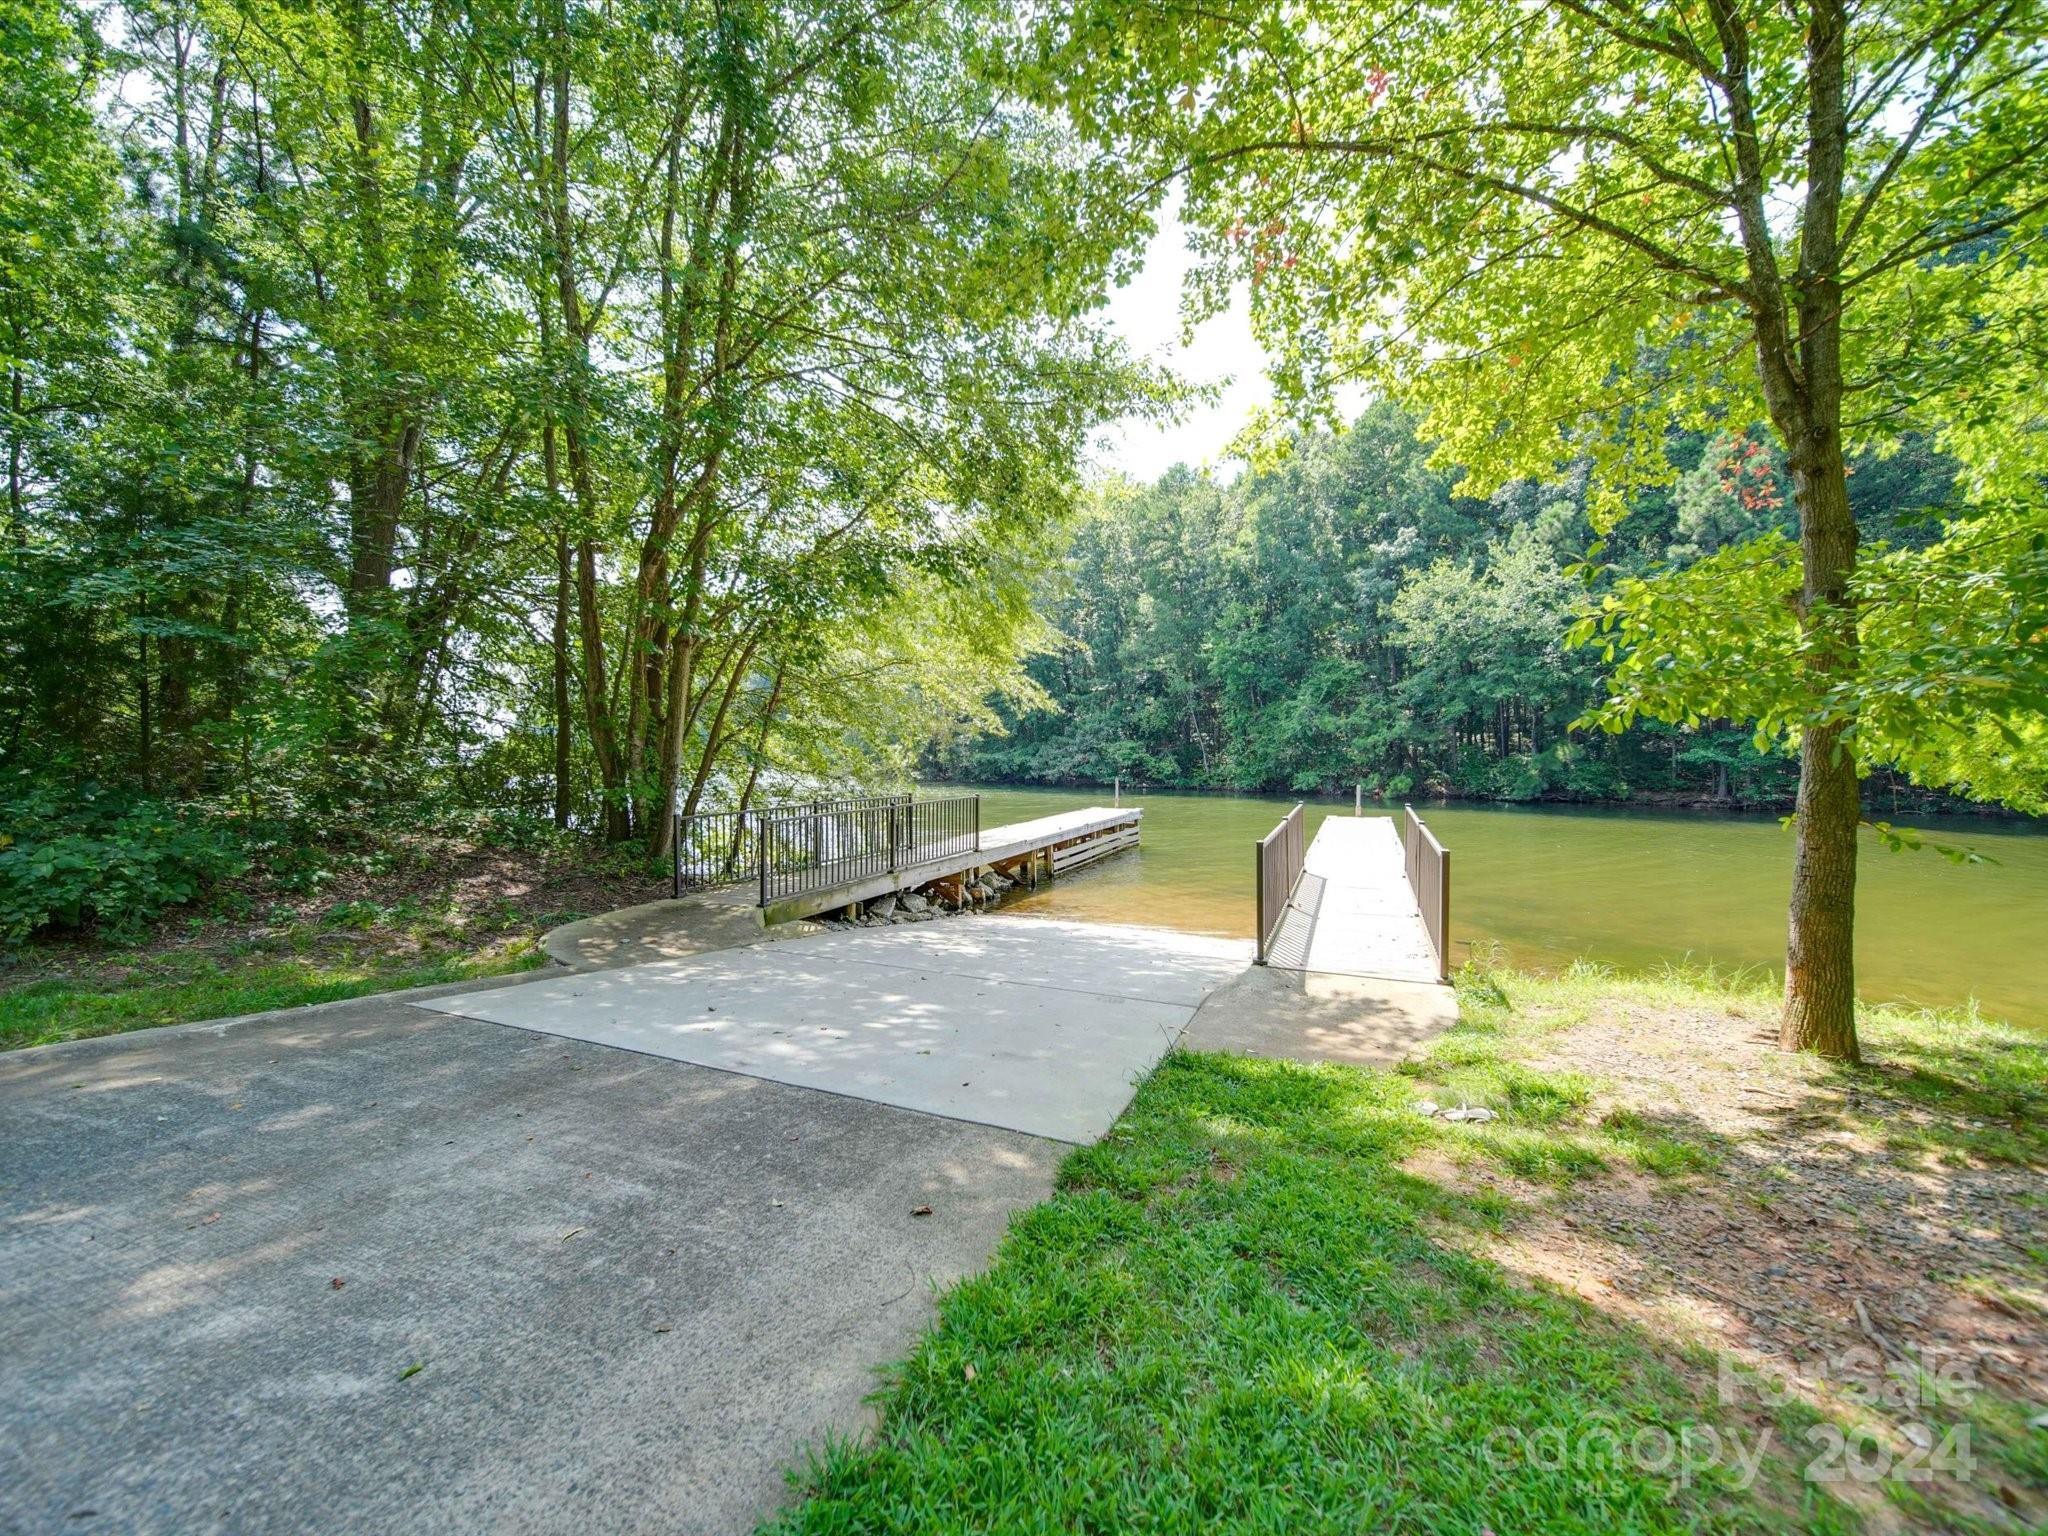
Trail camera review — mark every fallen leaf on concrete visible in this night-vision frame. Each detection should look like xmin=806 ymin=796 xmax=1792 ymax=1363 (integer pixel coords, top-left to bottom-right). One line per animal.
xmin=560 ymin=1226 xmax=584 ymax=1241
xmin=200 ymin=1212 xmax=221 ymax=1225
xmin=652 ymin=1323 xmax=672 ymax=1334
xmin=330 ymin=1277 xmax=345 ymax=1291
xmin=911 ymin=1205 xmax=933 ymax=1217
xmin=398 ymin=1363 xmax=425 ymax=1381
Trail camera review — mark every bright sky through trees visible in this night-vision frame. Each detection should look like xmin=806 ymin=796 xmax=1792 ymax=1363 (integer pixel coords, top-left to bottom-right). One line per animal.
xmin=1097 ymin=203 xmax=1269 ymax=481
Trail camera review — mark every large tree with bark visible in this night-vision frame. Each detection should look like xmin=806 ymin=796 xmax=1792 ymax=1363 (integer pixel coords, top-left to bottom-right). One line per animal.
xmin=1023 ymin=0 xmax=2048 ymax=1058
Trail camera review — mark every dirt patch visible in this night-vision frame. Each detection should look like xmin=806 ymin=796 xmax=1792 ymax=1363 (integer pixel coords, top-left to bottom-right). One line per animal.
xmin=1410 ymin=997 xmax=2046 ymax=1531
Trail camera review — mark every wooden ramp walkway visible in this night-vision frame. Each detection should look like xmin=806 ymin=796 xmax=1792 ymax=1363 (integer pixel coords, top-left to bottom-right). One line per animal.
xmin=1262 ymin=817 xmax=1445 ymax=984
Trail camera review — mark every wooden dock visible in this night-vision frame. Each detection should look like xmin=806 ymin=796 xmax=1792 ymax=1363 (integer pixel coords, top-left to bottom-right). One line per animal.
xmin=1260 ymin=816 xmax=1447 ymax=984
xmin=761 ymin=805 xmax=1141 ymax=925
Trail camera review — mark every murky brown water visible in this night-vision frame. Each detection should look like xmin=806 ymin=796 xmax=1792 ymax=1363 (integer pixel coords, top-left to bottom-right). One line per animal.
xmin=937 ymin=785 xmax=2048 ymax=1030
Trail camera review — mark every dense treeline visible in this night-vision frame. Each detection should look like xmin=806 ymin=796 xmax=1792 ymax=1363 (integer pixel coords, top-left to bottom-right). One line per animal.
xmin=1 ymin=0 xmax=1141 ymax=880
xmin=934 ymin=405 xmax=1966 ymax=806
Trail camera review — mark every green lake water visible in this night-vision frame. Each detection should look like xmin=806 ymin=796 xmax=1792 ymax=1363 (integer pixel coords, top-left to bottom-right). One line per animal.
xmin=935 ymin=784 xmax=2048 ymax=1030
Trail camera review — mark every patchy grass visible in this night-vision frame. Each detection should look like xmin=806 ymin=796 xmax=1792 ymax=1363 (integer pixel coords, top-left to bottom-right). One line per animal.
xmin=0 ymin=827 xmax=663 ymax=1049
xmin=767 ymin=969 xmax=2047 ymax=1535
xmin=0 ymin=938 xmax=546 ymax=1051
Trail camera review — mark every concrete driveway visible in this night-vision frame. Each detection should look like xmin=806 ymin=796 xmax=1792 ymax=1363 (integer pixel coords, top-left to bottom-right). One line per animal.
xmin=0 ymin=975 xmax=1061 ymax=1535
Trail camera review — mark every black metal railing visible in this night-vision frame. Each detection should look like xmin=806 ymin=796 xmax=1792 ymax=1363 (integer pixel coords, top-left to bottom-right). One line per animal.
xmin=671 ymin=809 xmax=757 ymax=895
xmin=756 ymin=794 xmax=980 ymax=907
xmin=1254 ymin=803 xmax=1306 ymax=965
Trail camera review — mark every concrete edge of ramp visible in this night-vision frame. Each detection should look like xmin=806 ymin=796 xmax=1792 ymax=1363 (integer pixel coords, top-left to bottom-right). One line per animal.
xmin=543 ymin=890 xmax=825 ymax=971
xmin=421 ymin=993 xmax=1173 ymax=1146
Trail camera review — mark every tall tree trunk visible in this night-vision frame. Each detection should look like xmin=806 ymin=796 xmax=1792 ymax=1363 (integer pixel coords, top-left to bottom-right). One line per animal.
xmin=6 ymin=361 xmax=22 ymax=531
xmin=345 ymin=421 xmax=419 ymax=610
xmin=575 ymin=539 xmax=629 ymax=841
xmin=339 ymin=2 xmax=414 ymax=621
xmin=552 ymin=522 xmax=573 ymax=829
xmin=136 ymin=621 xmax=153 ymax=791
xmin=541 ymin=39 xmax=628 ymax=839
xmin=1780 ymin=434 xmax=1860 ymax=1060
xmin=1714 ymin=0 xmax=1860 ymax=1058
xmin=1778 ymin=0 xmax=1860 ymax=1060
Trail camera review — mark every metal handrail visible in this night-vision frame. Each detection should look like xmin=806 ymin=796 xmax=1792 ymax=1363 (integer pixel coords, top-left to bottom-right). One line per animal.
xmin=755 ymin=794 xmax=981 ymax=907
xmin=1401 ymin=804 xmax=1451 ymax=982
xmin=1254 ymin=803 xmax=1306 ymax=965
xmin=670 ymin=808 xmax=757 ymax=895
xmin=672 ymin=793 xmax=920 ymax=896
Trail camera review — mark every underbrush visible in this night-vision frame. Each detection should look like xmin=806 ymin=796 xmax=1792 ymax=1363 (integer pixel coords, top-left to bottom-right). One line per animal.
xmin=0 ymin=779 xmax=247 ymax=946
xmin=0 ymin=775 xmax=667 ymax=1048
xmin=0 ymin=769 xmax=635 ymax=947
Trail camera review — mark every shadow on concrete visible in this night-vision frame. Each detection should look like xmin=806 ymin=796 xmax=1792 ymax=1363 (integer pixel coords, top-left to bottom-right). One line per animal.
xmin=1180 ymin=963 xmax=1458 ymax=1068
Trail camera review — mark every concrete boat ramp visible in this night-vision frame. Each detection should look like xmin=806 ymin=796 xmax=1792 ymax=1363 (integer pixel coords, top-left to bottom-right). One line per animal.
xmin=449 ymin=804 xmax=1457 ymax=1139
xmin=422 ymin=918 xmax=1249 ymax=1143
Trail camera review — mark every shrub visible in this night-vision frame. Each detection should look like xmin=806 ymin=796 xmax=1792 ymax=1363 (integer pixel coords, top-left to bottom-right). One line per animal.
xmin=0 ymin=781 xmax=247 ymax=947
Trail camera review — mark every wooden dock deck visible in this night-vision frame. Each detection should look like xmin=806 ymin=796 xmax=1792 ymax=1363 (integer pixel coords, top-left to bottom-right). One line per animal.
xmin=1260 ymin=817 xmax=1444 ymax=983
xmin=761 ymin=805 xmax=1140 ymax=924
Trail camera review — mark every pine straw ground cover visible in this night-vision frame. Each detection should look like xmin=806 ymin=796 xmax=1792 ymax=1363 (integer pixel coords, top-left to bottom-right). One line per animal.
xmin=768 ymin=967 xmax=2046 ymax=1535
xmin=0 ymin=827 xmax=665 ymax=1050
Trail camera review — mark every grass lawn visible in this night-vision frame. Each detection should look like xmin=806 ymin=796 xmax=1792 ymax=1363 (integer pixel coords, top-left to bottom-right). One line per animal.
xmin=767 ymin=968 xmax=2047 ymax=1535
xmin=0 ymin=938 xmax=547 ymax=1051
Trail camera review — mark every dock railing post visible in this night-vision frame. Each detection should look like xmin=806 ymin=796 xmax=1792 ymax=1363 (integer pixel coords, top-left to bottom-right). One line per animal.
xmin=672 ymin=809 xmax=683 ymax=899
xmin=1355 ymin=783 xmax=1362 ymax=816
xmin=1439 ymin=847 xmax=1452 ymax=984
xmin=972 ymin=794 xmax=981 ymax=852
xmin=1254 ymin=838 xmax=1266 ymax=966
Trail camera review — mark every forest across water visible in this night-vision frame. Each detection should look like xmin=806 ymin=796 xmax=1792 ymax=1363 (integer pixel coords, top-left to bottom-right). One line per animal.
xmin=931 ymin=405 xmax=1973 ymax=810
